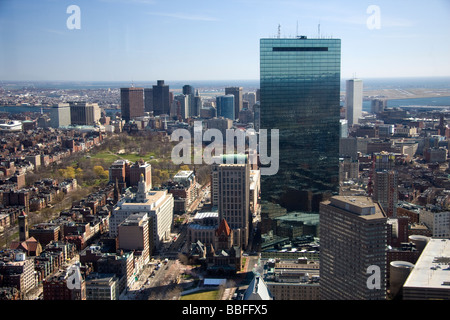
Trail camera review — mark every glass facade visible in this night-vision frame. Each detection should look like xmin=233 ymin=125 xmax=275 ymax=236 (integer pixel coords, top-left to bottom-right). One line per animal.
xmin=216 ymin=94 xmax=235 ymax=120
xmin=260 ymin=37 xmax=341 ymax=213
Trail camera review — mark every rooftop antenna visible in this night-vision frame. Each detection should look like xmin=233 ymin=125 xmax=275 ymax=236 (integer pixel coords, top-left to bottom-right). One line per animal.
xmin=277 ymin=24 xmax=281 ymax=38
xmin=318 ymin=22 xmax=321 ymax=38
xmin=296 ymin=20 xmax=299 ymax=37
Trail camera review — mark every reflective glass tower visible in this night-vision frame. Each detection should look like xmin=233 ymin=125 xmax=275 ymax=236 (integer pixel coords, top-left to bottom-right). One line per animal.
xmin=260 ymin=37 xmax=341 ymax=214
xmin=216 ymin=94 xmax=235 ymax=120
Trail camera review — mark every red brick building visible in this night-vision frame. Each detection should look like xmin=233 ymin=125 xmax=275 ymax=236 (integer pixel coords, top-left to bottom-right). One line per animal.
xmin=43 ymin=268 xmax=86 ymax=300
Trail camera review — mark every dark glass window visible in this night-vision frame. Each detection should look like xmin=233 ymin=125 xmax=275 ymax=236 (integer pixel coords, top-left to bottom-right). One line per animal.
xmin=273 ymin=47 xmax=328 ymax=52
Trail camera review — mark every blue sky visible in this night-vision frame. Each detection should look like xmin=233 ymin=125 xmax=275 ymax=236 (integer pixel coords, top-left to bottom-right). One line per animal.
xmin=0 ymin=0 xmax=449 ymax=81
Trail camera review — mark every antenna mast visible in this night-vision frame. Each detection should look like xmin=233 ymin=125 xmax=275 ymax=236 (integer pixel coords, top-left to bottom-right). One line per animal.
xmin=277 ymin=24 xmax=281 ymax=38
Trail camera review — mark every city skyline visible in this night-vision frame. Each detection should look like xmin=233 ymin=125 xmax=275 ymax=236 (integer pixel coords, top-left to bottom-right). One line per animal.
xmin=1 ymin=0 xmax=450 ymax=82
xmin=1 ymin=0 xmax=450 ymax=300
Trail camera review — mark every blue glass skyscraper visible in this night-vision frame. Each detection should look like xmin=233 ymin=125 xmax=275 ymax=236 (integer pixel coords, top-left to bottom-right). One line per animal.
xmin=260 ymin=37 xmax=341 ymax=213
xmin=216 ymin=94 xmax=235 ymax=120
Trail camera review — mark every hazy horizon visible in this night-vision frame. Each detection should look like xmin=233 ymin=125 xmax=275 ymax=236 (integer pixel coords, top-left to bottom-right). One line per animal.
xmin=2 ymin=76 xmax=450 ymax=91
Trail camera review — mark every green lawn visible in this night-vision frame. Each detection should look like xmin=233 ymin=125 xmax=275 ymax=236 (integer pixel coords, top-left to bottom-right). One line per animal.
xmin=89 ymin=151 xmax=157 ymax=164
xmin=180 ymin=290 xmax=220 ymax=300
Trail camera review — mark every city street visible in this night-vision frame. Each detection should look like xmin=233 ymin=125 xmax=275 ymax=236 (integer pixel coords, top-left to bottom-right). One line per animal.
xmin=120 ymin=259 xmax=189 ymax=300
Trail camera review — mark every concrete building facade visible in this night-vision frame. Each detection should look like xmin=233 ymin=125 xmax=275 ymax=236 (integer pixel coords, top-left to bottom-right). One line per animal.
xmin=110 ymin=176 xmax=173 ymax=249
xmin=320 ymin=196 xmax=388 ymax=300
xmin=211 ymin=154 xmax=250 ymax=250
xmin=346 ymin=78 xmax=363 ymax=126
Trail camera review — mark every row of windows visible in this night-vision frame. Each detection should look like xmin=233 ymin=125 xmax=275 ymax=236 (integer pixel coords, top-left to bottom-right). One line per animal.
xmin=261 ymin=62 xmax=340 ymax=68
xmin=261 ymin=56 xmax=340 ymax=62
xmin=260 ymin=80 xmax=340 ymax=84
xmin=223 ymin=203 xmax=243 ymax=210
xmin=261 ymin=73 xmax=340 ymax=79
xmin=262 ymin=90 xmax=339 ymax=97
xmin=221 ymin=178 xmax=243 ymax=184
xmin=272 ymin=46 xmax=328 ymax=51
xmin=261 ymin=51 xmax=340 ymax=56
xmin=222 ymin=191 xmax=244 ymax=197
xmin=260 ymin=55 xmax=340 ymax=62
xmin=260 ymin=94 xmax=340 ymax=101
xmin=261 ymin=45 xmax=340 ymax=51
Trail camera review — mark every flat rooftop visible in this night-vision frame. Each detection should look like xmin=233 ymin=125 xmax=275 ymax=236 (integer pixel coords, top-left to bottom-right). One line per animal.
xmin=174 ymin=170 xmax=194 ymax=178
xmin=193 ymin=211 xmax=218 ymax=220
xmin=326 ymin=196 xmax=386 ymax=220
xmin=119 ymin=190 xmax=169 ymax=209
xmin=120 ymin=212 xmax=148 ymax=226
xmin=403 ymin=239 xmax=450 ymax=290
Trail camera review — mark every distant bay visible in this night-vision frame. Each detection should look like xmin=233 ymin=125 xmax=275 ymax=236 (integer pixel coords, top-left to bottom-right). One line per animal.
xmin=0 ymin=106 xmax=52 ymax=114
xmin=2 ymin=95 xmax=450 ymax=115
xmin=362 ymin=95 xmax=450 ymax=112
xmin=2 ymin=77 xmax=450 ymax=114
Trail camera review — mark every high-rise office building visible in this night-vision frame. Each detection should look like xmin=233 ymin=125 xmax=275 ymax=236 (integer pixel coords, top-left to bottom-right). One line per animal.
xmin=340 ymin=119 xmax=348 ymax=138
xmin=345 ymin=78 xmax=363 ymax=126
xmin=183 ymin=84 xmax=195 ymax=95
xmin=216 ymin=95 xmax=235 ymax=120
xmin=110 ymin=176 xmax=173 ymax=249
xmin=109 ymin=159 xmax=151 ymax=190
xmin=259 ymin=37 xmax=341 ymax=214
xmin=243 ymin=92 xmax=257 ymax=109
xmin=371 ymin=99 xmax=387 ymax=114
xmin=152 ymin=80 xmax=170 ymax=116
xmin=182 ymin=85 xmax=196 ymax=117
xmin=120 ymin=88 xmax=144 ymax=122
xmin=182 ymin=85 xmax=195 ymax=96
xmin=109 ymin=159 xmax=129 ymax=191
xmin=372 ymin=152 xmax=398 ymax=218
xmin=174 ymin=94 xmax=189 ymax=120
xmin=49 ymin=103 xmax=71 ymax=128
xmin=320 ymin=196 xmax=387 ymax=300
xmin=129 ymin=161 xmax=152 ymax=191
xmin=69 ymin=102 xmax=101 ymax=126
xmin=193 ymin=91 xmax=202 ymax=117
xmin=225 ymin=87 xmax=243 ymax=120
xmin=118 ymin=212 xmax=150 ymax=265
xmin=254 ymin=102 xmax=260 ymax=131
xmin=211 ymin=154 xmax=250 ymax=249
xmin=144 ymin=88 xmax=153 ymax=113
